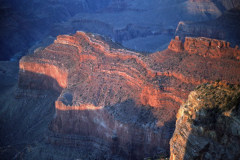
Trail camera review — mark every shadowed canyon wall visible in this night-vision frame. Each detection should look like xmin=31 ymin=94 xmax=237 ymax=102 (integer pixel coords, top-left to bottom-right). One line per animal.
xmin=175 ymin=6 xmax=240 ymax=47
xmin=18 ymin=31 xmax=240 ymax=159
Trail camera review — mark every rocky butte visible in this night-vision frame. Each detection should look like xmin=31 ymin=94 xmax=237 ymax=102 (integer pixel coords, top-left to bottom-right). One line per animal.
xmin=18 ymin=31 xmax=240 ymax=159
xmin=170 ymin=82 xmax=240 ymax=160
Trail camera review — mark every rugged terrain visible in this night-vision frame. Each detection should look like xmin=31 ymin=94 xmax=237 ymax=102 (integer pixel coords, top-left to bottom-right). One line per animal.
xmin=1 ymin=0 xmax=240 ymax=159
xmin=170 ymin=82 xmax=240 ymax=160
xmin=8 ymin=31 xmax=239 ymax=159
xmin=1 ymin=0 xmax=239 ymax=60
xmin=175 ymin=6 xmax=240 ymax=47
xmin=0 ymin=61 xmax=90 ymax=160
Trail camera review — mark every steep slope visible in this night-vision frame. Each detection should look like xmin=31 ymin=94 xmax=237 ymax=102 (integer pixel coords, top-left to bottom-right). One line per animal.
xmin=170 ymin=82 xmax=240 ymax=160
xmin=175 ymin=6 xmax=240 ymax=47
xmin=17 ymin=31 xmax=240 ymax=159
xmin=0 ymin=61 xmax=60 ymax=160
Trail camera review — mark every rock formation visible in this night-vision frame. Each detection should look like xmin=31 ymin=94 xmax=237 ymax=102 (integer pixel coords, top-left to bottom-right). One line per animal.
xmin=2 ymin=0 xmax=239 ymax=60
xmin=18 ymin=32 xmax=240 ymax=159
xmin=170 ymin=82 xmax=240 ymax=160
xmin=184 ymin=37 xmax=240 ymax=59
xmin=168 ymin=36 xmax=184 ymax=53
xmin=175 ymin=6 xmax=240 ymax=47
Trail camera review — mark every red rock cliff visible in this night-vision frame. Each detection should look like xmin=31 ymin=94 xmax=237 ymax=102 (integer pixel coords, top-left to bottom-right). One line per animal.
xmin=169 ymin=36 xmax=240 ymax=59
xmin=18 ymin=32 xmax=240 ymax=158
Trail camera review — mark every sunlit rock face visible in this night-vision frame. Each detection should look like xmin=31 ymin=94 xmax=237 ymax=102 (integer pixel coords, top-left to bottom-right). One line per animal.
xmin=168 ymin=36 xmax=184 ymax=53
xmin=170 ymin=82 xmax=240 ymax=160
xmin=19 ymin=31 xmax=240 ymax=159
xmin=184 ymin=37 xmax=240 ymax=59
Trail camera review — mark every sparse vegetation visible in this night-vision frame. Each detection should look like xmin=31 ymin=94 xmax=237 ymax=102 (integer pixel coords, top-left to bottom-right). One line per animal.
xmin=186 ymin=81 xmax=240 ymax=134
xmin=195 ymin=81 xmax=240 ymax=112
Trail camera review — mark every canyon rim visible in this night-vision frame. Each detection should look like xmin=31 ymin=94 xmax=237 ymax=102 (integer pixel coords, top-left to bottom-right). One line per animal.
xmin=0 ymin=0 xmax=240 ymax=160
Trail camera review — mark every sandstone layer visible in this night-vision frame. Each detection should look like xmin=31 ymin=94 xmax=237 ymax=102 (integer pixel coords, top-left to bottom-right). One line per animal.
xmin=19 ymin=32 xmax=240 ymax=159
xmin=170 ymin=82 xmax=240 ymax=160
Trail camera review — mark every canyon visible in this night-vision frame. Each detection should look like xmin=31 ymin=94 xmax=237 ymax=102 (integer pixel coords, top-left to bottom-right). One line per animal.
xmin=1 ymin=0 xmax=240 ymax=159
xmin=1 ymin=0 xmax=239 ymax=61
xmin=11 ymin=31 xmax=240 ymax=159
xmin=175 ymin=6 xmax=240 ymax=47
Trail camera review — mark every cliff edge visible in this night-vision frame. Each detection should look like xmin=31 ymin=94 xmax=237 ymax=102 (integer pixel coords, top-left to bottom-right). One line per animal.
xmin=170 ymin=82 xmax=240 ymax=160
xmin=18 ymin=31 xmax=240 ymax=159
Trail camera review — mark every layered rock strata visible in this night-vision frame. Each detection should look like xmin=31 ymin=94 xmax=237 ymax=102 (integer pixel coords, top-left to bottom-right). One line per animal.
xmin=19 ymin=32 xmax=240 ymax=158
xmin=170 ymin=82 xmax=240 ymax=160
xmin=175 ymin=7 xmax=240 ymax=48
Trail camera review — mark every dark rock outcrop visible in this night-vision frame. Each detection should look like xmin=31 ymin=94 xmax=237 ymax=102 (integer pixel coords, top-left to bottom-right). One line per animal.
xmin=170 ymin=82 xmax=240 ymax=160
